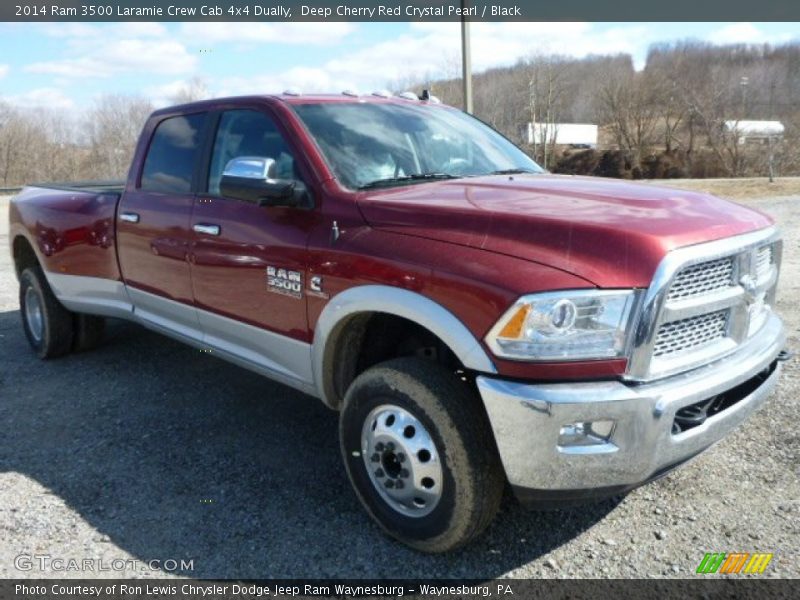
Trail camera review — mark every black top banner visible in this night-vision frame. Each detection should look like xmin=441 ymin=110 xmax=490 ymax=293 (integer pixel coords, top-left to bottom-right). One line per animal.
xmin=5 ymin=0 xmax=800 ymax=22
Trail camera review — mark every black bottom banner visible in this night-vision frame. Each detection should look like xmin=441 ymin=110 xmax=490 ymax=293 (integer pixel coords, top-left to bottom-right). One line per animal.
xmin=0 ymin=579 xmax=796 ymax=600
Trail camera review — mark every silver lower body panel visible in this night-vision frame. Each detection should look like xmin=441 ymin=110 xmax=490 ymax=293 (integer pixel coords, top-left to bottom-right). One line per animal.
xmin=45 ymin=272 xmax=317 ymax=397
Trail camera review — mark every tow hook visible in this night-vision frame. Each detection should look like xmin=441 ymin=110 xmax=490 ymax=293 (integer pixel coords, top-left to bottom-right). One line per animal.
xmin=673 ymin=396 xmax=717 ymax=434
xmin=777 ymin=349 xmax=793 ymax=362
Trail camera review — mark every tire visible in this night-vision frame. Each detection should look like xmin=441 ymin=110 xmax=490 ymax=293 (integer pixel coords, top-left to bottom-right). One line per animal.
xmin=19 ymin=266 xmax=74 ymax=359
xmin=73 ymin=314 xmax=105 ymax=352
xmin=340 ymin=357 xmax=504 ymax=553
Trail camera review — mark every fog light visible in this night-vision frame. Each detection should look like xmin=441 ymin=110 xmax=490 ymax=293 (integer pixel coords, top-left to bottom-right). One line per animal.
xmin=558 ymin=420 xmax=616 ymax=449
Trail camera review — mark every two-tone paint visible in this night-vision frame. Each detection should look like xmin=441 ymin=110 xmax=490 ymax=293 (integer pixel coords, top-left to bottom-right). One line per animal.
xmin=9 ymin=94 xmax=775 ymax=408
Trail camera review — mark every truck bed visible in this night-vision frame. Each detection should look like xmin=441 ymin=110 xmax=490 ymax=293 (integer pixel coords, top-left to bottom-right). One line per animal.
xmin=30 ymin=180 xmax=126 ymax=195
xmin=10 ymin=182 xmax=124 ymax=282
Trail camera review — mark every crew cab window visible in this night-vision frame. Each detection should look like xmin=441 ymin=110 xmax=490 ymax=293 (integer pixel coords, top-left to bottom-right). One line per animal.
xmin=207 ymin=110 xmax=299 ymax=196
xmin=140 ymin=113 xmax=206 ymax=193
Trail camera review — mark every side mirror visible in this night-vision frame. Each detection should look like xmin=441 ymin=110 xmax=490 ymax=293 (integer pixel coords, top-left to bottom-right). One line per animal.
xmin=219 ymin=156 xmax=310 ymax=208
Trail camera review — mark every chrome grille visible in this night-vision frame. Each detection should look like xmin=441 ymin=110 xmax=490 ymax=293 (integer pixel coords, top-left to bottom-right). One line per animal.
xmin=755 ymin=245 xmax=773 ymax=282
xmin=653 ymin=310 xmax=729 ymax=357
xmin=667 ymin=257 xmax=734 ymax=301
xmin=625 ymin=227 xmax=781 ymax=382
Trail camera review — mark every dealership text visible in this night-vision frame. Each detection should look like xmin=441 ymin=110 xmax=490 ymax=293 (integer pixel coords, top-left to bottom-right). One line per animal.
xmin=17 ymin=584 xmax=411 ymax=597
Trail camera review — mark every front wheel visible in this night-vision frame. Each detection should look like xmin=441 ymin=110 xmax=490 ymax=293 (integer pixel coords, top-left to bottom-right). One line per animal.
xmin=339 ymin=357 xmax=504 ymax=553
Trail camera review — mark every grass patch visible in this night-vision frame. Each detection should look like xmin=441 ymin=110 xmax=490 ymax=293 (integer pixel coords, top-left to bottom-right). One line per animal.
xmin=644 ymin=177 xmax=800 ymax=200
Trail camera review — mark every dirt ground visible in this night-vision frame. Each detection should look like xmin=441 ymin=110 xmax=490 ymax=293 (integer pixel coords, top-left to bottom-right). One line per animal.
xmin=643 ymin=176 xmax=800 ymax=200
xmin=0 ymin=188 xmax=798 ymax=579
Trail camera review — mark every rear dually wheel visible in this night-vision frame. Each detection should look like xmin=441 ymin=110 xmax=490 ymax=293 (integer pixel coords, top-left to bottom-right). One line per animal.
xmin=19 ymin=267 xmax=74 ymax=359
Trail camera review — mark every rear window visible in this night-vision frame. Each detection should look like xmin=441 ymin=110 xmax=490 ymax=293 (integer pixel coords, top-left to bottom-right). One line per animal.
xmin=140 ymin=113 xmax=206 ymax=193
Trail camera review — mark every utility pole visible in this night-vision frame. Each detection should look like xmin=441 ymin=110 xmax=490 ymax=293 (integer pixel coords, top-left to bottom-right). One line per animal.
xmin=768 ymin=80 xmax=776 ymax=183
xmin=529 ymin=77 xmax=537 ymax=159
xmin=767 ymin=134 xmax=775 ymax=183
xmin=460 ymin=0 xmax=473 ymax=113
xmin=740 ymin=76 xmax=749 ymax=118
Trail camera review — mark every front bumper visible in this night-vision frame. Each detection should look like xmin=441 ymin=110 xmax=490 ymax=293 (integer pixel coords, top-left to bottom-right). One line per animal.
xmin=476 ymin=313 xmax=785 ymax=503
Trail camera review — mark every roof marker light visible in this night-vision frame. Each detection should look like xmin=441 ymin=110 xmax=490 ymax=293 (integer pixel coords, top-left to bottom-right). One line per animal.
xmin=372 ymin=90 xmax=392 ymax=98
xmin=398 ymin=91 xmax=418 ymax=101
xmin=283 ymin=88 xmax=302 ymax=96
xmin=419 ymin=89 xmax=441 ymax=103
xmin=342 ymin=89 xmax=359 ymax=97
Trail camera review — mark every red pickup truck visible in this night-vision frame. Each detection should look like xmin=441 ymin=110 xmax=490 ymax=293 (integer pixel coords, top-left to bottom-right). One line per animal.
xmin=9 ymin=92 xmax=786 ymax=552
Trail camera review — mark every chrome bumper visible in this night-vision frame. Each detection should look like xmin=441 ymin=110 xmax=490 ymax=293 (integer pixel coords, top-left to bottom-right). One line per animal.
xmin=477 ymin=314 xmax=785 ymax=495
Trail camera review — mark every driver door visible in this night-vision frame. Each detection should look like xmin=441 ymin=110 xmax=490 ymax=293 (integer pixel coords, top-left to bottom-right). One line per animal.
xmin=189 ymin=108 xmax=318 ymax=385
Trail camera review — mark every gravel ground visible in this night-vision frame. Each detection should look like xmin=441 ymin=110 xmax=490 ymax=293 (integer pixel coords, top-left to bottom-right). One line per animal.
xmin=0 ymin=192 xmax=798 ymax=579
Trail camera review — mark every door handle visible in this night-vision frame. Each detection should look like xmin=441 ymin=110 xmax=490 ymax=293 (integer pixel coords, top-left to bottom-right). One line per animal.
xmin=119 ymin=212 xmax=140 ymax=223
xmin=193 ymin=223 xmax=221 ymax=236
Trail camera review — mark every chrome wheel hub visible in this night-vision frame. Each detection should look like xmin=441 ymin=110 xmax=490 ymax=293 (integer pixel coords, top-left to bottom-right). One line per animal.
xmin=24 ymin=287 xmax=44 ymax=343
xmin=361 ymin=404 xmax=443 ymax=518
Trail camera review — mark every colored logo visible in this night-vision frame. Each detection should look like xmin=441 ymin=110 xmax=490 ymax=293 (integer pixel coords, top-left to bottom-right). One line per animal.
xmin=696 ymin=552 xmax=773 ymax=574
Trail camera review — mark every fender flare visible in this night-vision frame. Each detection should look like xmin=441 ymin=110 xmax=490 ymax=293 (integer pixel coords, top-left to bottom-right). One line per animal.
xmin=9 ymin=226 xmax=38 ymax=279
xmin=311 ymin=285 xmax=497 ymax=408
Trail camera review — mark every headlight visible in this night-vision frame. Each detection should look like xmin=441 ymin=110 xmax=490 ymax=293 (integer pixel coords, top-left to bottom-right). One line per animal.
xmin=485 ymin=290 xmax=638 ymax=361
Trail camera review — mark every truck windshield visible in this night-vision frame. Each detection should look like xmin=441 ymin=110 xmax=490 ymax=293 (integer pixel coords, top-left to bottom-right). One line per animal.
xmin=292 ymin=102 xmax=544 ymax=190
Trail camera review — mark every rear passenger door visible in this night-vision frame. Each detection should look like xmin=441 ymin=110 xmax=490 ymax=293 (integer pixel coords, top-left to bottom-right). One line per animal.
xmin=189 ymin=108 xmax=319 ymax=386
xmin=117 ymin=112 xmax=207 ymax=340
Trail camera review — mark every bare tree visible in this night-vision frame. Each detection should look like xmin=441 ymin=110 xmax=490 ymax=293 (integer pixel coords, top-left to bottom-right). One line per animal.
xmin=526 ymin=54 xmax=568 ymax=168
xmin=596 ymin=69 xmax=659 ymax=173
xmin=0 ymin=100 xmax=15 ymax=185
xmin=84 ymin=95 xmax=154 ymax=180
xmin=0 ymin=102 xmax=53 ymax=185
xmin=168 ymin=76 xmax=210 ymax=105
xmin=4 ymin=41 xmax=800 ymax=186
xmin=679 ymin=66 xmax=747 ymax=177
xmin=35 ymin=109 xmax=83 ymax=183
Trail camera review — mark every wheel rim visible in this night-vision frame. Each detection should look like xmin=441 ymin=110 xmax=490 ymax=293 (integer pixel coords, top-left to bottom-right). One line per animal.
xmin=361 ymin=404 xmax=443 ymax=518
xmin=24 ymin=287 xmax=44 ymax=343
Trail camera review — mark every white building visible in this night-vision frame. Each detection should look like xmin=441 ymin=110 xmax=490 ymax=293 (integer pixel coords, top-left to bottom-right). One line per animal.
xmin=724 ymin=120 xmax=785 ymax=144
xmin=526 ymin=123 xmax=598 ymax=148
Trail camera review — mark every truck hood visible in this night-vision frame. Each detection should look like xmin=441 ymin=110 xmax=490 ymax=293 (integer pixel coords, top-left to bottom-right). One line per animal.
xmin=356 ymin=174 xmax=773 ymax=287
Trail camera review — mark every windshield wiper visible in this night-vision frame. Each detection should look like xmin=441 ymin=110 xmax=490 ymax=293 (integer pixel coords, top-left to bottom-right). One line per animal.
xmin=358 ymin=173 xmax=458 ymax=190
xmin=486 ymin=168 xmax=540 ymax=176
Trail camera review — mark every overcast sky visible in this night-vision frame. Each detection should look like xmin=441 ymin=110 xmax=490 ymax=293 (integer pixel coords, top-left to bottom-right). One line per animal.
xmin=0 ymin=21 xmax=797 ymax=111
